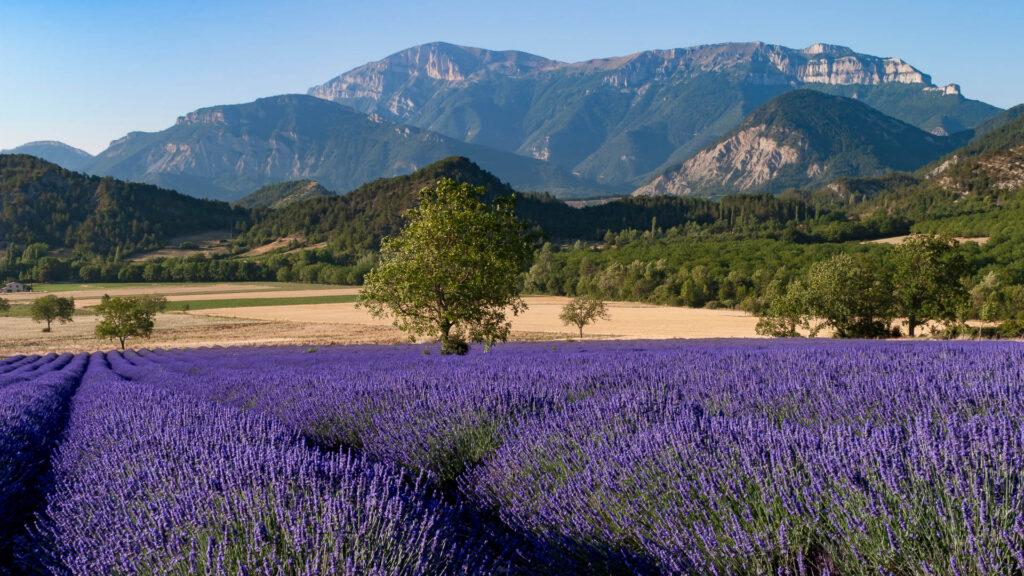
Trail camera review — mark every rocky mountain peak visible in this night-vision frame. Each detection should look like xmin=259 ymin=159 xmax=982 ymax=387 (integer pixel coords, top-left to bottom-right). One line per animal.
xmin=309 ymin=42 xmax=559 ymax=104
xmin=176 ymin=108 xmax=227 ymax=126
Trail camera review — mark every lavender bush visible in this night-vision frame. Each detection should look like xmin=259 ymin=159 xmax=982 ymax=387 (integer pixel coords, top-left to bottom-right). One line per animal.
xmin=5 ymin=340 xmax=1024 ymax=574
xmin=0 ymin=352 xmax=86 ymax=571
xmin=33 ymin=352 xmax=498 ymax=575
xmin=118 ymin=341 xmax=1024 ymax=574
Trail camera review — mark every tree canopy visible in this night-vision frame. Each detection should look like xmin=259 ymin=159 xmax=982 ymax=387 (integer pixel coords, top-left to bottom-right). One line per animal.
xmin=891 ymin=234 xmax=968 ymax=336
xmin=359 ymin=178 xmax=534 ymax=354
xmin=757 ymin=253 xmax=895 ymax=338
xmin=30 ymin=295 xmax=74 ymax=332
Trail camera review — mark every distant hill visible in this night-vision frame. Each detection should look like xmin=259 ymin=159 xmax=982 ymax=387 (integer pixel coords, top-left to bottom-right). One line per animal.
xmin=85 ymin=95 xmax=620 ymax=201
xmin=923 ymin=114 xmax=1024 ymax=196
xmin=789 ymin=111 xmax=1024 ymax=223
xmin=0 ymin=154 xmax=242 ymax=257
xmin=310 ymin=41 xmax=999 ymax=186
xmin=633 ymin=91 xmax=967 ymax=198
xmin=1 ymin=141 xmax=93 ymax=171
xmin=240 ymin=156 xmax=824 ymax=249
xmin=239 ymin=156 xmax=525 ymax=250
xmin=970 ymin=104 xmax=1024 ymax=141
xmin=234 ymin=180 xmax=335 ymax=209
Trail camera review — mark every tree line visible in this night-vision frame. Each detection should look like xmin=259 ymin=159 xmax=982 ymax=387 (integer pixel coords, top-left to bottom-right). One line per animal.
xmin=756 ymin=234 xmax=1024 ymax=338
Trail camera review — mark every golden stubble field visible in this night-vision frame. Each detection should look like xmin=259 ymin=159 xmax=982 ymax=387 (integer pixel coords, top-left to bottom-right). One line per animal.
xmin=0 ymin=283 xmax=763 ymax=355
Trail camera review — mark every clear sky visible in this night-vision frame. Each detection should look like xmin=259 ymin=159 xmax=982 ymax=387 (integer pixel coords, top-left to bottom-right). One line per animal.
xmin=1 ymin=0 xmax=1021 ymax=154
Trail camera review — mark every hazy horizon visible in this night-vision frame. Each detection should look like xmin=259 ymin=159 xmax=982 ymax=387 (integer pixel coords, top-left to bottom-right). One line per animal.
xmin=2 ymin=0 xmax=1022 ymax=154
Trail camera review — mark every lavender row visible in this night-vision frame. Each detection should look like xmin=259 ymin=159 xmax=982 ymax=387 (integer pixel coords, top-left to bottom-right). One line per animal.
xmin=34 ymin=351 xmax=502 ymax=575
xmin=0 ymin=354 xmax=31 ymax=372
xmin=0 ymin=353 xmax=80 ymax=389
xmin=127 ymin=341 xmax=1024 ymax=573
xmin=0 ymin=353 xmax=58 ymax=384
xmin=0 ymin=352 xmax=86 ymax=572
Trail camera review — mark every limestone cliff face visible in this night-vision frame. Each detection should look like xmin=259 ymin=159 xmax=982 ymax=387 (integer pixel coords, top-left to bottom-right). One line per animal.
xmin=309 ymin=42 xmax=558 ymax=103
xmin=633 ymin=126 xmax=804 ymax=196
xmin=633 ymin=90 xmax=965 ymax=198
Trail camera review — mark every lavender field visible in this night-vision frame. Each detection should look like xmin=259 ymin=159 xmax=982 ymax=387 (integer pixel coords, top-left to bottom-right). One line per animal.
xmin=2 ymin=341 xmax=1024 ymax=575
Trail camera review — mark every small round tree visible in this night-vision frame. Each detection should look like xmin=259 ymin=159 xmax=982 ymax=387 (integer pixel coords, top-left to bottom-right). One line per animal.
xmin=31 ymin=295 xmax=75 ymax=332
xmin=0 ymin=297 xmax=9 ymax=314
xmin=559 ymin=296 xmax=610 ymax=338
xmin=360 ymin=178 xmax=534 ymax=355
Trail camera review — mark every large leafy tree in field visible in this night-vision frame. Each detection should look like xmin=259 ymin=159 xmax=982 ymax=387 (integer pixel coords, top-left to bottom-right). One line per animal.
xmin=360 ymin=179 xmax=534 ymax=354
xmin=94 ymin=294 xmax=167 ymax=350
xmin=891 ymin=234 xmax=968 ymax=336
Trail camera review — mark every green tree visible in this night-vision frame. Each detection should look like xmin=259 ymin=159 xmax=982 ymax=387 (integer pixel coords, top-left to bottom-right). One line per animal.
xmin=559 ymin=296 xmax=610 ymax=338
xmin=980 ymin=298 xmax=999 ymax=339
xmin=0 ymin=297 xmax=9 ymax=314
xmin=758 ymin=253 xmax=895 ymax=338
xmin=755 ymin=278 xmax=806 ymax=337
xmin=360 ymin=179 xmax=534 ymax=355
xmin=891 ymin=234 xmax=969 ymax=336
xmin=30 ymin=295 xmax=75 ymax=332
xmin=94 ymin=294 xmax=168 ymax=350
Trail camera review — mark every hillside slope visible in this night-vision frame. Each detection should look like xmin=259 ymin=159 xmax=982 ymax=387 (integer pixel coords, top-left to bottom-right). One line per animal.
xmin=241 ymin=156 xmax=835 ymax=249
xmin=633 ymin=91 xmax=966 ymax=198
xmin=0 ymin=155 xmax=241 ymax=256
xmin=233 ymin=180 xmax=336 ymax=209
xmin=85 ymin=95 xmax=619 ymax=201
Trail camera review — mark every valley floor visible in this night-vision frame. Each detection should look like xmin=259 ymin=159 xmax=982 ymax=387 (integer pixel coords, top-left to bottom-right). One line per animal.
xmin=0 ymin=282 xmax=762 ymax=355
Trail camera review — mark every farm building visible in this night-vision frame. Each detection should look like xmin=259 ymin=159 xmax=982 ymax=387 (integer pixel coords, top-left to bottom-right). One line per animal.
xmin=1 ymin=281 xmax=28 ymax=293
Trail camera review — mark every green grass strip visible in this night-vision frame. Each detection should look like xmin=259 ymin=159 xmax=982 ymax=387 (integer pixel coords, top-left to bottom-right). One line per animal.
xmin=161 ymin=294 xmax=358 ymax=312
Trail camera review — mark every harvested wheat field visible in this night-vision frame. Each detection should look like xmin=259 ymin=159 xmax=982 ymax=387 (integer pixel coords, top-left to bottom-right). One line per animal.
xmin=190 ymin=296 xmax=763 ymax=341
xmin=1 ymin=283 xmax=762 ymax=355
xmin=0 ymin=313 xmax=409 ymax=355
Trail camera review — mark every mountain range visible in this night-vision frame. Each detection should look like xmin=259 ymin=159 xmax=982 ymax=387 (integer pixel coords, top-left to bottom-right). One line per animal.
xmin=3 ymin=41 xmax=1011 ymax=202
xmin=310 ymin=42 xmax=998 ymax=185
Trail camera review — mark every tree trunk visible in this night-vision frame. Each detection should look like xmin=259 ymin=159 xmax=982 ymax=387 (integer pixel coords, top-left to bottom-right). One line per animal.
xmin=120 ymin=336 xmax=126 ymax=351
xmin=439 ymin=321 xmax=454 ymax=355
xmin=907 ymin=315 xmax=917 ymax=337
xmin=46 ymin=318 xmax=52 ymax=331
xmin=578 ymin=325 xmax=584 ymax=339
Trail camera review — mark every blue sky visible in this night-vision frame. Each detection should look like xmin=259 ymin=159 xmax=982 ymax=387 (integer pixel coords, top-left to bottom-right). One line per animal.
xmin=1 ymin=0 xmax=1021 ymax=154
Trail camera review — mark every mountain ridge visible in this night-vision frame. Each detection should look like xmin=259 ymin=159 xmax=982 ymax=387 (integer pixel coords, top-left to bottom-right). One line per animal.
xmin=310 ymin=41 xmax=999 ymax=185
xmin=1 ymin=141 xmax=94 ymax=171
